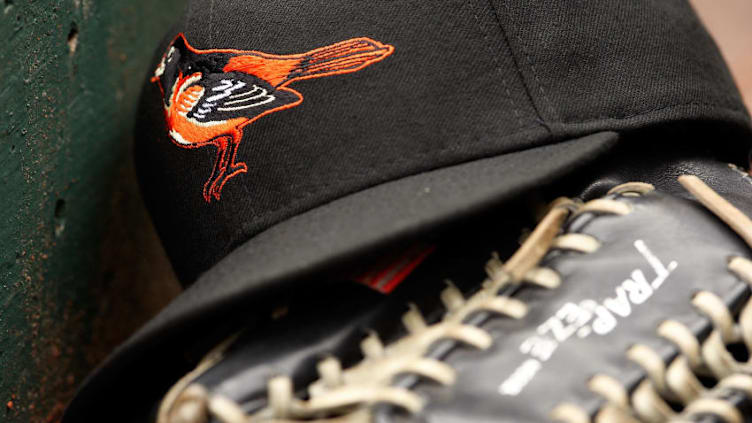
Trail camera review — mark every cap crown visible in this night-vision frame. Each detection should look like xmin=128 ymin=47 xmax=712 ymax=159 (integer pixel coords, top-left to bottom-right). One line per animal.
xmin=136 ymin=0 xmax=747 ymax=282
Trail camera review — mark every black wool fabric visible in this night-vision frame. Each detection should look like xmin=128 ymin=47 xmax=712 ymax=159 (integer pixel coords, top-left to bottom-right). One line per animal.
xmin=136 ymin=0 xmax=750 ymax=284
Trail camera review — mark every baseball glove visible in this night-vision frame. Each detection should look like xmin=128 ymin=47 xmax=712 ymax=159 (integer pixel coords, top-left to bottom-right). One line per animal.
xmin=156 ymin=158 xmax=752 ymax=423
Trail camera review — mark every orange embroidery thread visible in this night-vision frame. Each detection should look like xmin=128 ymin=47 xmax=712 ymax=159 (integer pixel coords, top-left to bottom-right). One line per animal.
xmin=151 ymin=33 xmax=394 ymax=203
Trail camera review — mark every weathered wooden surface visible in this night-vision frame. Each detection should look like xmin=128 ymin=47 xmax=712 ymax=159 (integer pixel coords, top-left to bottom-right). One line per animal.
xmin=0 ymin=1 xmax=183 ymax=421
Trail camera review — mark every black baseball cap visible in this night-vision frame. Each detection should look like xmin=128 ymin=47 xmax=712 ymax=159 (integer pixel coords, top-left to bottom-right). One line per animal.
xmin=65 ymin=1 xmax=751 ymax=421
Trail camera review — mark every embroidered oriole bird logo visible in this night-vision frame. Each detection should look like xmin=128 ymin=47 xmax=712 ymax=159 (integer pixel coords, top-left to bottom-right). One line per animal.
xmin=151 ymin=33 xmax=394 ymax=202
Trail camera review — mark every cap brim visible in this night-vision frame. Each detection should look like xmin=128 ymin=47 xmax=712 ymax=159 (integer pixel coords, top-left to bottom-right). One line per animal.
xmin=64 ymin=131 xmax=618 ymax=422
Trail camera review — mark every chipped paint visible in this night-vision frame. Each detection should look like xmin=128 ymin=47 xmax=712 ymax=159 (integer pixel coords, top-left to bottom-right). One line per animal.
xmin=0 ymin=0 xmax=184 ymax=421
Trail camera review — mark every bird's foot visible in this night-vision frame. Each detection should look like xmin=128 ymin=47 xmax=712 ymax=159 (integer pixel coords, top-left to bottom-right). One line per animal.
xmin=202 ymin=180 xmax=218 ymax=203
xmin=202 ymin=162 xmax=248 ymax=203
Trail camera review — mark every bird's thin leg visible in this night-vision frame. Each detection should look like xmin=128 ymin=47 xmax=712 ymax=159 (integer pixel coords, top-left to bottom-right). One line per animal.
xmin=208 ymin=129 xmax=248 ymax=201
xmin=203 ymin=137 xmax=230 ymax=203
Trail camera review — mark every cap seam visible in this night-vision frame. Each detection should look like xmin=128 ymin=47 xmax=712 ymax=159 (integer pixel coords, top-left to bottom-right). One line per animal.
xmin=468 ymin=0 xmax=525 ymax=129
xmin=489 ymin=0 xmax=559 ymax=123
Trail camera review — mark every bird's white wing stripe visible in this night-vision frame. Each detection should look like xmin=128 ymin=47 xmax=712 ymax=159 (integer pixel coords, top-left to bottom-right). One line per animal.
xmin=217 ymin=93 xmax=276 ymax=111
xmin=212 ymin=79 xmax=234 ymax=91
xmin=215 ymin=85 xmax=276 ymax=111
xmin=205 ymin=80 xmax=247 ymax=102
xmin=229 ymin=85 xmax=263 ymax=99
xmin=223 ymin=86 xmax=273 ymax=106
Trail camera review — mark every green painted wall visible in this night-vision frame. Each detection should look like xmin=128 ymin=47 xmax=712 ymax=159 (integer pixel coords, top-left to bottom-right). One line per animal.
xmin=0 ymin=1 xmax=183 ymax=421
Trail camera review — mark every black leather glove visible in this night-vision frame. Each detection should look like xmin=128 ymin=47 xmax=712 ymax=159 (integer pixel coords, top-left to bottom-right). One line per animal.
xmin=156 ymin=157 xmax=752 ymax=423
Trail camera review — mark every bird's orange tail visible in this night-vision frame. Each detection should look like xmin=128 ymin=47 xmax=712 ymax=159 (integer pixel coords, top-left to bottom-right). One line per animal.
xmin=284 ymin=37 xmax=394 ymax=85
xmin=223 ymin=37 xmax=394 ymax=88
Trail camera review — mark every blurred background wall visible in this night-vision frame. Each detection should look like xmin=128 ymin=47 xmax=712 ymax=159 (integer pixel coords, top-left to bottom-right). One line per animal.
xmin=0 ymin=1 xmax=748 ymax=422
xmin=690 ymin=0 xmax=752 ymax=112
xmin=0 ymin=1 xmax=183 ymax=421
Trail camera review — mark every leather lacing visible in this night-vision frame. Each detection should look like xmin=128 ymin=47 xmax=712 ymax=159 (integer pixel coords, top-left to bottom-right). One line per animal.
xmin=552 ymin=175 xmax=752 ymax=423
xmin=158 ymin=175 xmax=752 ymax=423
